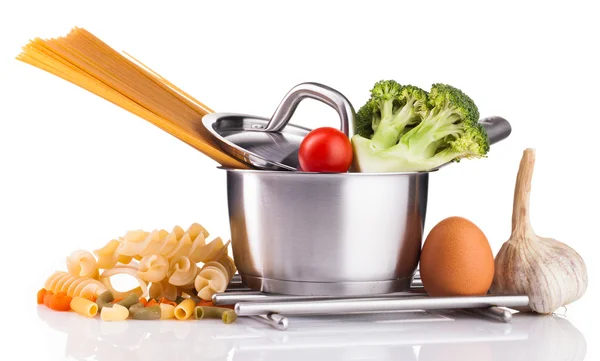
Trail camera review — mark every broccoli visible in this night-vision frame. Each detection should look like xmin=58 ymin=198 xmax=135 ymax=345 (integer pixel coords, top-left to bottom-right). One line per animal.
xmin=352 ymin=81 xmax=490 ymax=172
xmin=355 ymin=80 xmax=429 ymax=150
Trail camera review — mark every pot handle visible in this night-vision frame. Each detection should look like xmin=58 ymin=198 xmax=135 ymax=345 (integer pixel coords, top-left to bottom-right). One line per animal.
xmin=479 ymin=116 xmax=512 ymax=145
xmin=263 ymin=82 xmax=355 ymax=136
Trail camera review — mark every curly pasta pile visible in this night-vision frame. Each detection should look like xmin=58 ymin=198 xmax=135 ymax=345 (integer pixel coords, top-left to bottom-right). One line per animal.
xmin=42 ymin=223 xmax=236 ymax=302
xmin=38 ymin=223 xmax=238 ymax=322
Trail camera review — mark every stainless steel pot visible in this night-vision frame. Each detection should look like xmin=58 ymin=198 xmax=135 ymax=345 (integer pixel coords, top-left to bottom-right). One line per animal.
xmin=207 ymin=83 xmax=511 ymax=296
xmin=224 ymin=168 xmax=430 ymax=296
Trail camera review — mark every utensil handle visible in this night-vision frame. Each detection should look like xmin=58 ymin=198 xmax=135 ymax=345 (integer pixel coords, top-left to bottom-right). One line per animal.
xmin=249 ymin=314 xmax=289 ymax=331
xmin=462 ymin=306 xmax=513 ymax=323
xmin=480 ymin=116 xmax=512 ymax=145
xmin=234 ymin=295 xmax=529 ymax=316
xmin=264 ymin=82 xmax=355 ymax=136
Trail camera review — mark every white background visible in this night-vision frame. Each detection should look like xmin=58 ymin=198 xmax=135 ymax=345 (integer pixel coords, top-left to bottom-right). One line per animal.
xmin=0 ymin=0 xmax=598 ymax=360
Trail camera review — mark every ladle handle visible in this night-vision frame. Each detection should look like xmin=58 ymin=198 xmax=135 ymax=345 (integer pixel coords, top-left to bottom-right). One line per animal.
xmin=264 ymin=82 xmax=355 ymax=136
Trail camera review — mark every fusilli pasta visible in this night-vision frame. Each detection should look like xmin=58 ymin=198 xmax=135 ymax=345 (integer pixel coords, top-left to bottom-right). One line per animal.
xmin=93 ymin=239 xmax=131 ymax=269
xmin=137 ymin=254 xmax=169 ymax=283
xmin=43 ymin=222 xmax=234 ymax=310
xmin=44 ymin=271 xmax=108 ymax=299
xmin=98 ymin=265 xmax=149 ymax=299
xmin=149 ymin=279 xmax=179 ymax=301
xmin=93 ymin=223 xmax=231 ymax=300
xmin=168 ymin=256 xmax=198 ymax=287
xmin=194 ymin=255 xmax=236 ymax=301
xmin=66 ymin=250 xmax=99 ymax=279
xmin=93 ymin=223 xmax=229 ymax=269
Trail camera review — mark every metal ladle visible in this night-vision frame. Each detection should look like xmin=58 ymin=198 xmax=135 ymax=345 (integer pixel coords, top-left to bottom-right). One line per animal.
xmin=202 ymin=82 xmax=354 ymax=171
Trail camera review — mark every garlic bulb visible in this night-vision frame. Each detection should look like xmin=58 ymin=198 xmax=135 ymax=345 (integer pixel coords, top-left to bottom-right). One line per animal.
xmin=491 ymin=148 xmax=588 ymax=314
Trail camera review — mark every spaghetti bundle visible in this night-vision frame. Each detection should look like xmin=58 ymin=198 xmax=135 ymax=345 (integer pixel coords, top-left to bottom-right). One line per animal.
xmin=16 ymin=27 xmax=248 ymax=169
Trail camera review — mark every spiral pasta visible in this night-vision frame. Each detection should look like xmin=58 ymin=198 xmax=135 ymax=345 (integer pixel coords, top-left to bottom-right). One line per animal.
xmin=118 ymin=230 xmax=151 ymax=257
xmin=216 ymin=253 xmax=236 ymax=282
xmin=98 ymin=265 xmax=149 ymax=299
xmin=194 ymin=255 xmax=236 ymax=301
xmin=168 ymin=256 xmax=198 ymax=287
xmin=91 ymin=223 xmax=231 ymax=300
xmin=44 ymin=271 xmax=108 ymax=299
xmin=138 ymin=254 xmax=169 ymax=283
xmin=93 ymin=239 xmax=132 ymax=270
xmin=149 ymin=279 xmax=179 ymax=301
xmin=93 ymin=223 xmax=229 ymax=270
xmin=42 ymin=222 xmax=234 ymax=315
xmin=66 ymin=250 xmax=99 ymax=279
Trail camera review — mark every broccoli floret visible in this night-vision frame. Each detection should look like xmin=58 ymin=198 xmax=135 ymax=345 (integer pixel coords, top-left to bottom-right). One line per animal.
xmin=352 ymin=82 xmax=490 ymax=172
xmin=355 ymin=101 xmax=375 ymax=139
xmin=399 ymin=84 xmax=481 ymax=156
xmin=354 ymin=80 xmax=429 ymax=150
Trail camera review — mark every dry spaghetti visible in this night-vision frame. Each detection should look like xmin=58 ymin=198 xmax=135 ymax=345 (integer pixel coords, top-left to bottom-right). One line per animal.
xmin=16 ymin=27 xmax=247 ymax=169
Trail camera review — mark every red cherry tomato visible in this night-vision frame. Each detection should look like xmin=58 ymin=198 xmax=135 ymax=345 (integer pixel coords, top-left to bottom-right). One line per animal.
xmin=298 ymin=127 xmax=353 ymax=173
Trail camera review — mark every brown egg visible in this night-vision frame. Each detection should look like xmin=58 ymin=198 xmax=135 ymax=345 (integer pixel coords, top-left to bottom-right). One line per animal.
xmin=420 ymin=216 xmax=494 ymax=297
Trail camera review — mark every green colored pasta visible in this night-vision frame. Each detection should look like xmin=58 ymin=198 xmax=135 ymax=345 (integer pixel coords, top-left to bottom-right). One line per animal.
xmin=194 ymin=306 xmax=237 ymax=324
xmin=129 ymin=303 xmax=161 ymax=320
xmin=96 ymin=291 xmax=114 ymax=311
xmin=129 ymin=302 xmax=144 ymax=311
xmin=116 ymin=293 xmax=139 ymax=309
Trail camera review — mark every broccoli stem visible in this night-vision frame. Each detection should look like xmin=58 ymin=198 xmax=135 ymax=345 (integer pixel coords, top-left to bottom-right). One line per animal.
xmin=371 ymin=125 xmax=400 ymax=149
xmin=370 ymin=98 xmax=418 ymax=150
xmin=423 ymin=138 xmax=447 ymax=158
xmin=352 ymin=134 xmax=462 ymax=172
xmin=401 ymin=108 xmax=462 ymax=155
xmin=428 ymin=147 xmax=462 ymax=166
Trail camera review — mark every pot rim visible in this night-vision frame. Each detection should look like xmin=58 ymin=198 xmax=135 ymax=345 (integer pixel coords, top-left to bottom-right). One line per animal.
xmin=218 ymin=167 xmax=437 ymax=176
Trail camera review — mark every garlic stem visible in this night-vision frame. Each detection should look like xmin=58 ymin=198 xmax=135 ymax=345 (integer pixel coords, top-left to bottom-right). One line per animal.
xmin=511 ymin=148 xmax=536 ymax=240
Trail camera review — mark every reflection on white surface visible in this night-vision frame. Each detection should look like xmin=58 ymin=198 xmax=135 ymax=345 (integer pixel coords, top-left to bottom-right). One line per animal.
xmin=37 ymin=307 xmax=586 ymax=361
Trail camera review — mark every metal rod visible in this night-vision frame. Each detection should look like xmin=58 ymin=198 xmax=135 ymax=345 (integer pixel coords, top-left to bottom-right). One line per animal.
xmin=213 ymin=288 xmax=427 ymax=305
xmin=249 ymin=314 xmax=289 ymax=331
xmin=234 ymin=295 xmax=529 ymax=316
xmin=461 ymin=306 xmax=513 ymax=323
xmin=227 ymin=273 xmax=518 ymax=324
